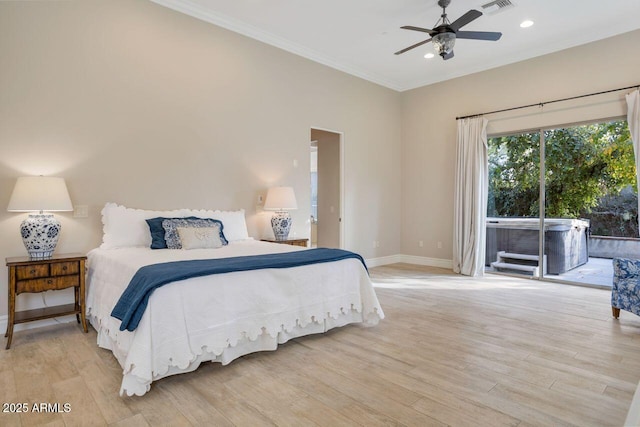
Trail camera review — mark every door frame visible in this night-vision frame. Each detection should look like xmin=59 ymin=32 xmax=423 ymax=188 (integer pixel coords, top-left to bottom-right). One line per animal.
xmin=310 ymin=126 xmax=345 ymax=249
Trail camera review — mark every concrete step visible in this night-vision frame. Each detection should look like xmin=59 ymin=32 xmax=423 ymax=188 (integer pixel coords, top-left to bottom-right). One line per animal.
xmin=497 ymin=251 xmax=540 ymax=262
xmin=491 ymin=262 xmax=538 ymax=272
xmin=491 ymin=261 xmax=539 ymax=276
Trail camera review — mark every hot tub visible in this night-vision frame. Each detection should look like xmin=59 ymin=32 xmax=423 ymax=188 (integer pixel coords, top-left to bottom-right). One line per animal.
xmin=486 ymin=217 xmax=590 ymax=275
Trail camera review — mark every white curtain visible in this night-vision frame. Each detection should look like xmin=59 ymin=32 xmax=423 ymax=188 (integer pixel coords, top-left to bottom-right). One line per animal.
xmin=626 ymin=90 xmax=640 ymax=236
xmin=453 ymin=117 xmax=489 ymax=276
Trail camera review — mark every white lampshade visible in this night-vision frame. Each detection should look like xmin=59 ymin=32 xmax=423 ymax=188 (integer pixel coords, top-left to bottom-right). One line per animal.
xmin=7 ymin=176 xmax=73 ymax=212
xmin=264 ymin=186 xmax=298 ymax=211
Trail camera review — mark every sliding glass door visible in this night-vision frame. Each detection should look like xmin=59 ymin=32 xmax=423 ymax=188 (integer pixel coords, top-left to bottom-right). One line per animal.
xmin=487 ymin=131 xmax=542 ymax=278
xmin=542 ymin=121 xmax=636 ymax=286
xmin=487 ymin=119 xmax=638 ymax=287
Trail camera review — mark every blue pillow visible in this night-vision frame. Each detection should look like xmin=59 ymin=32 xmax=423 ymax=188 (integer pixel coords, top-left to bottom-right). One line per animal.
xmin=146 ymin=216 xmax=228 ymax=249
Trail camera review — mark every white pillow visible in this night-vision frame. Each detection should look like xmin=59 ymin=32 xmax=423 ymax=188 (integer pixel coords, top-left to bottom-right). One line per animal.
xmin=100 ymin=203 xmax=250 ymax=249
xmin=100 ymin=203 xmax=189 ymax=249
xmin=185 ymin=208 xmax=250 ymax=241
xmin=177 ymin=227 xmax=223 ymax=250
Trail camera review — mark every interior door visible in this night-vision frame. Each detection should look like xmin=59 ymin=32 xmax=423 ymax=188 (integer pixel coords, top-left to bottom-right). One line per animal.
xmin=310 ymin=128 xmax=342 ymax=248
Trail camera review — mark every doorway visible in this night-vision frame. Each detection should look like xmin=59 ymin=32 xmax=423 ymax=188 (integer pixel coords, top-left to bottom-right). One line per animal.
xmin=310 ymin=128 xmax=343 ymax=248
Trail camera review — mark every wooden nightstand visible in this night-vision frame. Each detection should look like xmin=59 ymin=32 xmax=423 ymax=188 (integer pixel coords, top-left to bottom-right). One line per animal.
xmin=261 ymin=238 xmax=309 ymax=247
xmin=5 ymin=253 xmax=88 ymax=349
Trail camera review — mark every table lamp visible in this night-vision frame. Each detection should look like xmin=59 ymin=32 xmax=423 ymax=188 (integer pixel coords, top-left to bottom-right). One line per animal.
xmin=7 ymin=176 xmax=73 ymax=259
xmin=264 ymin=186 xmax=298 ymax=240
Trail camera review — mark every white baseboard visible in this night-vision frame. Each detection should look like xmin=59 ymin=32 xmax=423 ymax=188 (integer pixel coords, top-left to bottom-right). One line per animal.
xmin=366 ymin=254 xmax=453 ymax=270
xmin=365 ymin=254 xmax=404 ymax=268
xmin=399 ymin=255 xmax=453 ymax=269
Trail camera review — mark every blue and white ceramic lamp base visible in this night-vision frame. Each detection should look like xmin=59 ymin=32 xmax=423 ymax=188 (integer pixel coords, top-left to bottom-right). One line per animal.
xmin=20 ymin=214 xmax=62 ymax=259
xmin=271 ymin=211 xmax=292 ymax=241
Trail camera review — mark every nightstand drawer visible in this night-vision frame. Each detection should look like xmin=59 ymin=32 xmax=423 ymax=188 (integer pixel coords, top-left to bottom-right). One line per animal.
xmin=17 ymin=275 xmax=79 ymax=294
xmin=50 ymin=261 xmax=79 ymax=276
xmin=15 ymin=264 xmax=49 ymax=280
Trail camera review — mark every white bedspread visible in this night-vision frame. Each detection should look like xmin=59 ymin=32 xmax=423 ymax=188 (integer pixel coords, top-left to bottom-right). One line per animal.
xmin=86 ymin=240 xmax=384 ymax=396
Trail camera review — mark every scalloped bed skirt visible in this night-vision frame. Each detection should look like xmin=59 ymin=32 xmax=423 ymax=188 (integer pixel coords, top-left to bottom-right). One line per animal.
xmin=85 ymin=242 xmax=384 ymax=397
xmin=91 ymin=309 xmax=376 ymax=397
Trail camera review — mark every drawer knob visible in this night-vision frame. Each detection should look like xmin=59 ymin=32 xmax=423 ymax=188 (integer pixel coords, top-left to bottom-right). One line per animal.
xmin=47 ymin=279 xmax=53 ymax=285
xmin=30 ymin=269 xmax=36 ymax=275
xmin=62 ymin=266 xmax=68 ymax=271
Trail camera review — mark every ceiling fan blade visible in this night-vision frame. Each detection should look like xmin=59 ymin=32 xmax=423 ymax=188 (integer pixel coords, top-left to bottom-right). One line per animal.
xmin=443 ymin=51 xmax=454 ymax=60
xmin=456 ymin=31 xmax=502 ymax=41
xmin=394 ymin=38 xmax=432 ymax=55
xmin=400 ymin=25 xmax=435 ymax=34
xmin=449 ymin=9 xmax=482 ymax=32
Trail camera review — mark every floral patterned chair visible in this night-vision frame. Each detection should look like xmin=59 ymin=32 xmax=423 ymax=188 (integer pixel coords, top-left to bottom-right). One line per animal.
xmin=612 ymin=258 xmax=640 ymax=319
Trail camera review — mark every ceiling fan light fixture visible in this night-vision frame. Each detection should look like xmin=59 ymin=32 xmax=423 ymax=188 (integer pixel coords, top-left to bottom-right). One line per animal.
xmin=396 ymin=1 xmax=501 ymax=59
xmin=432 ymin=32 xmax=456 ymax=56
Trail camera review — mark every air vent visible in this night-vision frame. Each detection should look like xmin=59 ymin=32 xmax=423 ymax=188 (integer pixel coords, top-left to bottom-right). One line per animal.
xmin=480 ymin=0 xmax=515 ymax=15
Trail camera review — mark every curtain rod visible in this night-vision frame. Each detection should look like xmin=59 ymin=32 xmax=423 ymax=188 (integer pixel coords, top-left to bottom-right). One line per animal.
xmin=456 ymin=83 xmax=640 ymax=120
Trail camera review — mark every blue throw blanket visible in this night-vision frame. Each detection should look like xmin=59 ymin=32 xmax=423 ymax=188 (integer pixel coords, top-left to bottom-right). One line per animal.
xmin=111 ymin=248 xmax=367 ymax=332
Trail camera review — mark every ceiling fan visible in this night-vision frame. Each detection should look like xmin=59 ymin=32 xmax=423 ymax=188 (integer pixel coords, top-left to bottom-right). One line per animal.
xmin=395 ymin=0 xmax=502 ymax=60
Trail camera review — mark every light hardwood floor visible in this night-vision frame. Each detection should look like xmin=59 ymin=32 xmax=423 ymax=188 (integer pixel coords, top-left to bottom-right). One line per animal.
xmin=2 ymin=263 xmax=640 ymax=426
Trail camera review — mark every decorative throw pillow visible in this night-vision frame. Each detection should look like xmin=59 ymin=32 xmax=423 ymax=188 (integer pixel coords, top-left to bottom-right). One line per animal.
xmin=177 ymin=227 xmax=224 ymax=249
xmin=162 ymin=218 xmax=228 ymax=249
xmin=184 ymin=209 xmax=250 ymax=241
xmin=146 ymin=216 xmax=205 ymax=249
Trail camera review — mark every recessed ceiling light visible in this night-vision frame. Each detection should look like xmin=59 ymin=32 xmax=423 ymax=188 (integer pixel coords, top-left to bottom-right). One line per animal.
xmin=520 ymin=20 xmax=534 ymax=28
xmin=424 ymin=53 xmax=435 ymax=59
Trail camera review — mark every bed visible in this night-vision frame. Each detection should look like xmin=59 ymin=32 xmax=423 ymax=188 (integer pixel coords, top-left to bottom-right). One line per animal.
xmin=85 ymin=203 xmax=384 ymax=396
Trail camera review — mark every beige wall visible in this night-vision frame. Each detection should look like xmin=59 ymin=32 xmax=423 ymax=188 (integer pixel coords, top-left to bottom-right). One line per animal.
xmin=0 ymin=0 xmax=402 ymax=317
xmin=311 ymin=129 xmax=341 ymax=248
xmin=401 ymin=29 xmax=640 ymax=262
xmin=2 ymin=0 xmax=637 ymax=323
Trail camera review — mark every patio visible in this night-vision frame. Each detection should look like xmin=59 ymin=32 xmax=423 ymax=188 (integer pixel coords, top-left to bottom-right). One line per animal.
xmin=487 ymin=256 xmax=614 ymax=288
xmin=546 ymin=256 xmax=613 ymax=288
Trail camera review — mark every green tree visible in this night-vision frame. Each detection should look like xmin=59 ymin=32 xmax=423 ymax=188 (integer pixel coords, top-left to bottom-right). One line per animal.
xmin=488 ymin=131 xmax=541 ymax=217
xmin=488 ymin=121 xmax=637 ymax=235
